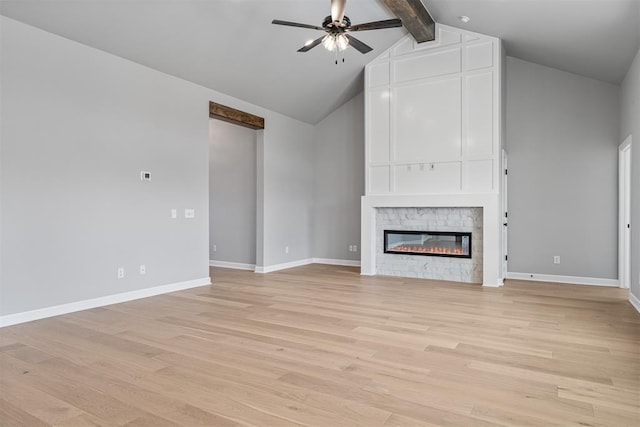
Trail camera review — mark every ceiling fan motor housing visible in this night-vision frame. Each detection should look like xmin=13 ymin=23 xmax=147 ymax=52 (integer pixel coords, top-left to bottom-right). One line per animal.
xmin=323 ymin=15 xmax=351 ymax=30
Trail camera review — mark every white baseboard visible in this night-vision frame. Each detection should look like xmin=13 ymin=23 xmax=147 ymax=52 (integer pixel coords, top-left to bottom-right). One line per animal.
xmin=506 ymin=272 xmax=619 ymax=287
xmin=209 ymin=260 xmax=255 ymax=271
xmin=0 ymin=277 xmax=211 ymax=328
xmin=483 ymin=277 xmax=504 ymax=288
xmin=311 ymin=258 xmax=361 ymax=267
xmin=629 ymin=292 xmax=640 ymax=314
xmin=255 ymin=258 xmax=314 ymax=273
xmin=255 ymin=257 xmax=361 ymax=273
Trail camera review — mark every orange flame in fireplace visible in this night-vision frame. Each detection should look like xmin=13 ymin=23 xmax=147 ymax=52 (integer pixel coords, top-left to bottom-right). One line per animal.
xmin=392 ymin=245 xmax=466 ymax=255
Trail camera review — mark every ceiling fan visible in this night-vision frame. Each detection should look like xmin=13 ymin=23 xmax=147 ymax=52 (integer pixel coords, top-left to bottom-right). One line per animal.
xmin=272 ymin=0 xmax=402 ymax=56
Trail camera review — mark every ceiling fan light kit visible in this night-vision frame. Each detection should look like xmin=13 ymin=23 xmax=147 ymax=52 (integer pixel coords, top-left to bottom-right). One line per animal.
xmin=322 ymin=33 xmax=349 ymax=52
xmin=272 ymin=0 xmax=402 ymax=61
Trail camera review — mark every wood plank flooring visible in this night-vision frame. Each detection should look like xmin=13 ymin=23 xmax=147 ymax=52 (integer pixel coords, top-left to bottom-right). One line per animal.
xmin=1 ymin=264 xmax=639 ymax=426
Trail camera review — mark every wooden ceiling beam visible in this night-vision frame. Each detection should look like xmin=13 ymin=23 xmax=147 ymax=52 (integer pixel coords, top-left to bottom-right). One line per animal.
xmin=382 ymin=0 xmax=435 ymax=43
xmin=209 ymin=101 xmax=265 ymax=130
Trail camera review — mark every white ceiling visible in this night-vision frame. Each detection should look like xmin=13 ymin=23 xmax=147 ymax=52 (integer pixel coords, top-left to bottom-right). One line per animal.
xmin=1 ymin=1 xmax=639 ymax=124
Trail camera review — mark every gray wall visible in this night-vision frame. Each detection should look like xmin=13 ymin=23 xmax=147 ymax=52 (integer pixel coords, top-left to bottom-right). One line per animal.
xmin=209 ymin=119 xmax=256 ymax=265
xmin=260 ymin=115 xmax=314 ymax=267
xmin=1 ymin=17 xmax=315 ymax=317
xmin=620 ymin=47 xmax=640 ymax=298
xmin=1 ymin=17 xmax=210 ymax=315
xmin=312 ymin=92 xmax=365 ymax=261
xmin=506 ymin=57 xmax=620 ymax=279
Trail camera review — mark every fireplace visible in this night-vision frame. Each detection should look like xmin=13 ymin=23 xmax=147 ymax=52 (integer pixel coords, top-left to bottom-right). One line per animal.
xmin=373 ymin=207 xmax=483 ymax=283
xmin=384 ymin=230 xmax=472 ymax=258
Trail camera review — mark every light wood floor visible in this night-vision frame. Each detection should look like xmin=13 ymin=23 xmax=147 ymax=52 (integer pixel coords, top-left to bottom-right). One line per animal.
xmin=1 ymin=265 xmax=639 ymax=426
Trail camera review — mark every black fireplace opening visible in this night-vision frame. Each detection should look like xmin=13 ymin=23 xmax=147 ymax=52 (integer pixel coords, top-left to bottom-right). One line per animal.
xmin=384 ymin=230 xmax=472 ymax=258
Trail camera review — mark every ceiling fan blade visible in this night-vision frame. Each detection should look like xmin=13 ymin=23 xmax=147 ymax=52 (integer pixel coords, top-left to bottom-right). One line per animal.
xmin=349 ymin=18 xmax=403 ymax=32
xmin=345 ymin=34 xmax=373 ymax=54
xmin=297 ymin=36 xmax=326 ymax=52
xmin=331 ymin=0 xmax=346 ymax=25
xmin=272 ymin=19 xmax=324 ymax=31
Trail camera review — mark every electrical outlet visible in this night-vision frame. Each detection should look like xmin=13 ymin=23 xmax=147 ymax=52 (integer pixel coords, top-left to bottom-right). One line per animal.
xmin=213 ymin=244 xmax=217 ymax=252
xmin=171 ymin=209 xmax=177 ymax=219
xmin=353 ymin=245 xmax=358 ymax=252
xmin=139 ymin=265 xmax=146 ymax=275
xmin=285 ymin=246 xmax=289 ymax=254
xmin=117 ymin=267 xmax=124 ymax=279
xmin=553 ymin=256 xmax=560 ymax=264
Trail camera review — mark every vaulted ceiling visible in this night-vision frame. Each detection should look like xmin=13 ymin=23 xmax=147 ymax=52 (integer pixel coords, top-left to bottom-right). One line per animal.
xmin=1 ymin=1 xmax=639 ymax=124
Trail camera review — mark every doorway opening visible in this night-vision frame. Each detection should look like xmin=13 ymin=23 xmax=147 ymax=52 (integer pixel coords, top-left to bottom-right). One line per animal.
xmin=619 ymin=135 xmax=632 ymax=289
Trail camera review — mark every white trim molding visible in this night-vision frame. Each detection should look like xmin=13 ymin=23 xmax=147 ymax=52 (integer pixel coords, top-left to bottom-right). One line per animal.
xmin=618 ymin=135 xmax=632 ymax=289
xmin=255 ymin=258 xmax=361 ymax=273
xmin=312 ymin=258 xmax=361 ymax=267
xmin=506 ymin=272 xmax=619 ymax=287
xmin=255 ymin=258 xmax=314 ymax=274
xmin=0 ymin=277 xmax=211 ymax=328
xmin=629 ymin=293 xmax=640 ymax=314
xmin=483 ymin=278 xmax=504 ymax=288
xmin=209 ymin=260 xmax=255 ymax=271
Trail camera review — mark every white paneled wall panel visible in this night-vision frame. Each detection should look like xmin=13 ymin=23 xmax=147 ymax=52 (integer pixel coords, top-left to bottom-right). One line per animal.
xmin=439 ymin=28 xmax=463 ymax=46
xmin=393 ymin=48 xmax=461 ymax=83
xmin=365 ymin=24 xmax=502 ymax=197
xmin=394 ymin=27 xmax=462 ymax=56
xmin=368 ymin=89 xmax=391 ymax=163
xmin=466 ymin=42 xmax=493 ymax=71
xmin=465 ymin=71 xmax=494 ymax=157
xmin=463 ymin=159 xmax=494 ymax=192
xmin=395 ymin=162 xmax=461 ymax=194
xmin=369 ymin=166 xmax=390 ymax=194
xmin=368 ymin=62 xmax=390 ymax=88
xmin=394 ymin=78 xmax=461 ymax=162
xmin=393 ymin=37 xmax=415 ymax=56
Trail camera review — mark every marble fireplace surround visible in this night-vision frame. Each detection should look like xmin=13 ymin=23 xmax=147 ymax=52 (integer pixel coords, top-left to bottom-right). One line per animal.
xmin=361 ymin=194 xmax=503 ymax=287
xmin=377 ymin=207 xmax=482 ymax=283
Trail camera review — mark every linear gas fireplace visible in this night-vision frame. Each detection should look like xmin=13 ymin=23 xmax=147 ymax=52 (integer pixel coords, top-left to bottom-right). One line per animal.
xmin=384 ymin=230 xmax=472 ymax=258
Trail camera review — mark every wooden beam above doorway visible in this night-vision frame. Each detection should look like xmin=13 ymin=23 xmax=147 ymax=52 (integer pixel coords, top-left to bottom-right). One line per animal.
xmin=209 ymin=101 xmax=265 ymax=130
xmin=382 ymin=0 xmax=435 ymax=43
